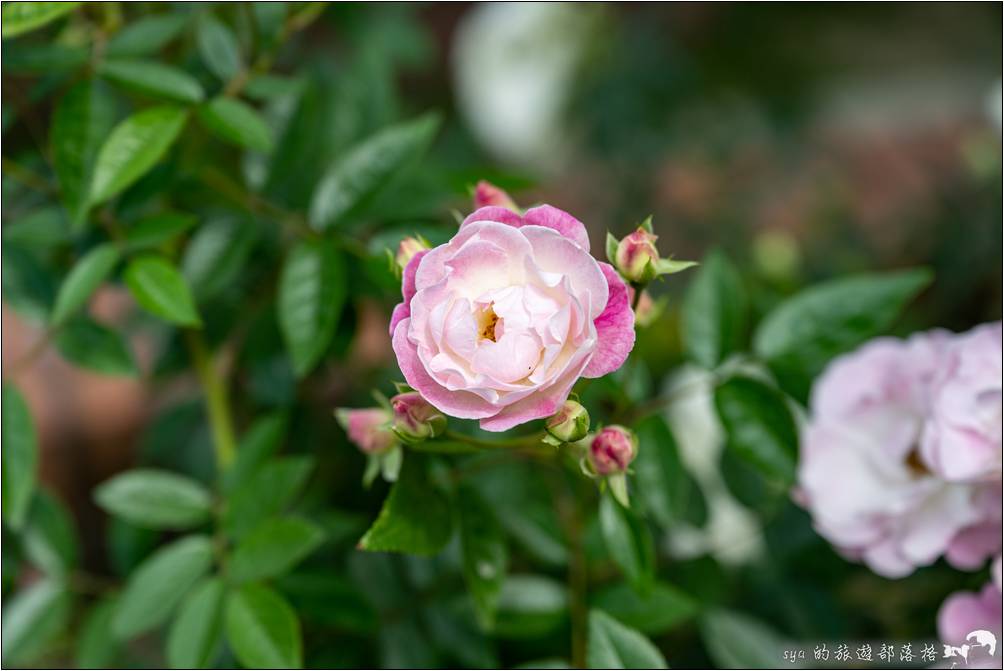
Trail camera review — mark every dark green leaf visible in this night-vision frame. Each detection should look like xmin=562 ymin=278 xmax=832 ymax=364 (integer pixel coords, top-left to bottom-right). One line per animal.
xmin=682 ymin=249 xmax=746 ymax=369
xmin=123 ymin=254 xmax=201 ymax=326
xmin=223 ymin=413 xmax=288 ymax=493
xmin=587 ymin=609 xmax=668 ymax=669
xmin=459 ymin=488 xmax=507 ymax=629
xmin=124 ymin=212 xmax=197 ymax=250
xmin=167 ymin=577 xmax=225 ymax=669
xmin=495 ymin=575 xmax=567 ymax=639
xmin=94 ymin=468 xmax=212 ymax=529
xmin=1 ymin=41 xmax=86 ymax=72
xmin=0 ymin=578 xmax=72 ymax=664
xmin=106 ymin=13 xmax=189 ymax=58
xmin=229 ymin=517 xmax=325 ymax=583
xmin=714 ymin=376 xmax=799 ymax=485
xmin=2 ymin=245 xmax=55 ymax=321
xmin=598 ymin=494 xmax=655 ymax=592
xmin=196 ymin=14 xmax=242 ymax=81
xmin=2 ymin=384 xmax=37 ymax=527
xmin=22 ymin=490 xmax=78 ymax=576
xmin=633 ymin=415 xmax=707 ymax=528
xmin=1 ymin=2 xmax=80 ymax=38
xmin=99 ymin=59 xmax=204 ymax=104
xmin=700 ymin=609 xmax=789 ymax=669
xmin=55 ymin=317 xmax=138 ymax=376
xmin=199 ymin=96 xmax=273 ymax=152
xmin=592 ymin=581 xmax=698 ymax=636
xmin=278 ymin=238 xmax=346 ymax=377
xmin=277 ymin=571 xmax=377 ymax=633
xmin=225 ymin=583 xmax=303 ymax=669
xmin=181 ymin=216 xmax=256 ymax=301
xmin=1 ymin=207 xmax=69 ymax=248
xmin=51 ymin=243 xmax=119 ymax=325
xmin=309 ymin=113 xmax=440 ymax=230
xmin=752 ymin=268 xmax=932 ymax=400
xmin=224 ymin=456 xmax=313 ymax=538
xmin=113 ymin=535 xmax=214 ymax=639
xmin=90 ymin=105 xmax=188 ymax=205
xmin=76 ymin=598 xmax=121 ymax=669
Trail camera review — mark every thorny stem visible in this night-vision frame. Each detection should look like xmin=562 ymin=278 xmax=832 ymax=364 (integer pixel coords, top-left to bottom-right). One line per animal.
xmin=185 ymin=330 xmax=237 ymax=469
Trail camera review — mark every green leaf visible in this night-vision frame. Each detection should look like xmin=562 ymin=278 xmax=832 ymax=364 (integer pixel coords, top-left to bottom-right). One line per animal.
xmin=113 ymin=535 xmax=213 ymax=639
xmin=1 ymin=2 xmax=80 ymax=38
xmin=598 ymin=494 xmax=655 ymax=592
xmin=90 ymin=105 xmax=188 ymax=205
xmin=0 ymin=578 xmax=73 ymax=665
xmin=276 ymin=571 xmax=377 ymax=634
xmin=223 ymin=413 xmax=288 ymax=493
xmin=167 ymin=577 xmax=225 ymax=669
xmin=225 ymin=583 xmax=303 ymax=669
xmin=459 ymin=488 xmax=508 ymax=629
xmin=358 ymin=456 xmax=453 ymax=556
xmin=76 ymin=598 xmax=122 ymax=669
xmin=229 ymin=517 xmax=325 ymax=583
xmin=51 ymin=243 xmax=120 ymax=325
xmin=713 ymin=376 xmax=798 ymax=485
xmin=181 ymin=216 xmax=256 ymax=301
xmin=682 ymin=249 xmax=746 ymax=369
xmin=278 ymin=238 xmax=346 ymax=377
xmin=106 ymin=13 xmax=189 ymax=58
xmin=50 ymin=80 xmax=116 ymax=227
xmin=495 ymin=575 xmax=568 ymax=639
xmin=752 ymin=268 xmax=932 ymax=400
xmin=700 ymin=609 xmax=789 ymax=669
xmin=592 ymin=581 xmax=698 ymax=636
xmin=196 ymin=14 xmax=242 ymax=81
xmin=587 ymin=609 xmax=668 ymax=669
xmin=124 ymin=212 xmax=197 ymax=250
xmin=633 ymin=415 xmax=706 ymax=528
xmin=605 ymin=232 xmax=619 ymax=265
xmin=656 ymin=258 xmax=698 ymax=275
xmin=309 ymin=113 xmax=441 ymax=230
xmin=55 ymin=317 xmax=138 ymax=376
xmin=1 ymin=207 xmax=69 ymax=248
xmin=94 ymin=468 xmax=212 ymax=529
xmin=199 ymin=96 xmax=274 ymax=152
xmin=2 ymin=384 xmax=37 ymax=527
xmin=2 ymin=246 xmax=56 ymax=321
xmin=224 ymin=456 xmax=313 ymax=538
xmin=22 ymin=490 xmax=78 ymax=576
xmin=123 ymin=254 xmax=201 ymax=326
xmin=99 ymin=59 xmax=205 ymax=104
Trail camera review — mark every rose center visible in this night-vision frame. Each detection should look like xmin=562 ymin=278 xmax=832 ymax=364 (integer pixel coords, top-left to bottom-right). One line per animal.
xmin=476 ymin=304 xmax=501 ymax=342
xmin=904 ymin=448 xmax=930 ymax=477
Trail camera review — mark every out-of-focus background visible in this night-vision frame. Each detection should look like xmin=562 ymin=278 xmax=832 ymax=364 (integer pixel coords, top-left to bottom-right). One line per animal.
xmin=2 ymin=2 xmax=1001 ymax=668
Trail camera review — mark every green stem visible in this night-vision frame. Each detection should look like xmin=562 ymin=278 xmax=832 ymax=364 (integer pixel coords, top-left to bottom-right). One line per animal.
xmin=185 ymin=330 xmax=237 ymax=469
xmin=443 ymin=429 xmax=547 ymax=451
xmin=630 ymin=281 xmax=645 ymax=312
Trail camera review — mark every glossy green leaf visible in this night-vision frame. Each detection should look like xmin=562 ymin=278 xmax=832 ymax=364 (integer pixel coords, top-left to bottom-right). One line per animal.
xmin=199 ymin=96 xmax=273 ymax=152
xmin=75 ymin=598 xmax=121 ymax=669
xmin=358 ymin=456 xmax=453 ymax=556
xmin=587 ymin=609 xmax=667 ymax=669
xmin=495 ymin=575 xmax=568 ymax=639
xmin=224 ymin=456 xmax=313 ymax=538
xmin=714 ymin=376 xmax=798 ymax=485
xmin=124 ymin=212 xmax=197 ymax=250
xmin=94 ymin=468 xmax=212 ymax=529
xmin=113 ymin=535 xmax=214 ymax=639
xmin=167 ymin=577 xmax=225 ymax=669
xmin=700 ymin=609 xmax=789 ymax=669
xmin=22 ymin=490 xmax=78 ymax=576
xmin=2 ymin=384 xmax=37 ymax=527
xmin=196 ymin=14 xmax=242 ymax=81
xmin=51 ymin=243 xmax=119 ymax=325
xmin=99 ymin=59 xmax=204 ymax=104
xmin=278 ymin=238 xmax=346 ymax=377
xmin=459 ymin=488 xmax=508 ymax=629
xmin=123 ymin=254 xmax=201 ymax=326
xmin=106 ymin=13 xmax=189 ymax=58
xmin=682 ymin=249 xmax=746 ymax=369
xmin=1 ymin=2 xmax=80 ymax=38
xmin=0 ymin=578 xmax=72 ymax=665
xmin=752 ymin=268 xmax=932 ymax=400
xmin=633 ymin=415 xmax=706 ymax=528
xmin=229 ymin=517 xmax=325 ymax=583
xmin=181 ymin=216 xmax=256 ymax=301
xmin=309 ymin=113 xmax=441 ymax=230
xmin=90 ymin=105 xmax=188 ymax=205
xmin=592 ymin=581 xmax=698 ymax=636
xmin=225 ymin=583 xmax=303 ymax=669
xmin=55 ymin=317 xmax=138 ymax=376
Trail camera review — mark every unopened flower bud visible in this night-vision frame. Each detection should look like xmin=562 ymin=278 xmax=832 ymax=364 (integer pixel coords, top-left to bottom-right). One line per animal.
xmin=545 ymin=400 xmax=590 ymax=444
xmin=588 ymin=425 xmax=637 ymax=475
xmin=396 ymin=236 xmax=429 ymax=272
xmin=390 ymin=392 xmax=446 ymax=442
xmin=615 ymin=227 xmax=660 ymax=284
xmin=335 ymin=408 xmax=396 ymax=454
xmin=474 ymin=180 xmax=518 ymax=211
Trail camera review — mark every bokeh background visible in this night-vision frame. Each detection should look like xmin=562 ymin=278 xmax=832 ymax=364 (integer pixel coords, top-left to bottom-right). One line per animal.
xmin=2 ymin=2 xmax=1002 ymax=668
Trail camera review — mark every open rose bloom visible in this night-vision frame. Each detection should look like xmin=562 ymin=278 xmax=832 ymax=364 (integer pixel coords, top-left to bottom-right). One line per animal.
xmin=390 ymin=205 xmax=634 ymax=431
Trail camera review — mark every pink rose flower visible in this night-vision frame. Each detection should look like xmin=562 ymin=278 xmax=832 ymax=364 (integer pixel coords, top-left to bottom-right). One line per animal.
xmin=473 ymin=180 xmax=518 ymax=211
xmin=390 ymin=204 xmax=635 ymax=431
xmin=588 ymin=425 xmax=637 ymax=475
xmin=937 ymin=583 xmax=1002 ymax=652
xmin=335 ymin=408 xmax=396 ymax=454
xmin=922 ymin=321 xmax=1003 ymax=483
xmin=798 ymin=332 xmax=992 ymax=578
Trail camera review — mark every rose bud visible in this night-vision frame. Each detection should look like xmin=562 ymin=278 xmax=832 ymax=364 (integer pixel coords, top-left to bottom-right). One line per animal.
xmin=588 ymin=425 xmax=637 ymax=475
xmin=473 ymin=180 xmax=518 ymax=211
xmin=545 ymin=400 xmax=590 ymax=445
xmin=390 ymin=392 xmax=447 ymax=442
xmin=396 ymin=236 xmax=430 ymax=272
xmin=335 ymin=408 xmax=396 ymax=454
xmin=614 ymin=227 xmax=660 ymax=284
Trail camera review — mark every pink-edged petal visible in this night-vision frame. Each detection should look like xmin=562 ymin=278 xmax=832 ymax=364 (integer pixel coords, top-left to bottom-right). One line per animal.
xmin=522 ymin=205 xmax=590 ymax=251
xmin=392 ymin=318 xmax=498 ymax=420
xmin=583 ymin=262 xmax=635 ymax=378
xmin=520 ymin=226 xmax=607 ymax=317
xmin=460 ymin=206 xmax=523 ymax=229
xmin=389 ymin=249 xmax=428 ymax=337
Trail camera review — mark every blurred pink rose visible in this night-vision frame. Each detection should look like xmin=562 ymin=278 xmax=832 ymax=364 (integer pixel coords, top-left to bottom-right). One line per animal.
xmin=473 ymin=180 xmax=518 ymax=211
xmin=390 ymin=204 xmax=634 ymax=431
xmin=335 ymin=408 xmax=396 ymax=454
xmin=937 ymin=583 xmax=1002 ymax=650
xmin=922 ymin=321 xmax=1003 ymax=483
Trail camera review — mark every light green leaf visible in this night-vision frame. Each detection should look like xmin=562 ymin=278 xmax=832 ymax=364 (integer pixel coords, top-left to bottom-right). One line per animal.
xmin=0 ymin=578 xmax=72 ymax=665
xmin=700 ymin=609 xmax=789 ymax=669
xmin=598 ymin=494 xmax=655 ymax=592
xmin=592 ymin=581 xmax=698 ymax=636
xmin=99 ymin=59 xmax=204 ymax=104
xmin=1 ymin=2 xmax=80 ymax=38
xmin=495 ymin=575 xmax=567 ymax=639
xmin=199 ymin=96 xmax=273 ymax=152
xmin=587 ymin=609 xmax=668 ymax=669
xmin=752 ymin=268 xmax=932 ymax=400
xmin=225 ymin=583 xmax=303 ymax=669
xmin=167 ymin=577 xmax=225 ymax=669
xmin=124 ymin=212 xmax=197 ymax=250
xmin=656 ymin=258 xmax=698 ymax=275
xmin=113 ymin=535 xmax=214 ymax=639
xmin=90 ymin=105 xmax=188 ymax=205
xmin=22 ymin=490 xmax=78 ymax=576
xmin=94 ymin=468 xmax=212 ymax=529
xmin=229 ymin=517 xmax=325 ymax=583
xmin=459 ymin=488 xmax=508 ymax=629
xmin=51 ymin=243 xmax=120 ymax=325
xmin=682 ymin=249 xmax=746 ymax=369
xmin=633 ymin=415 xmax=706 ymax=528
xmin=196 ymin=14 xmax=242 ymax=81
xmin=278 ymin=238 xmax=346 ymax=377
xmin=2 ymin=384 xmax=37 ymax=527
xmin=76 ymin=598 xmax=122 ymax=669
xmin=106 ymin=13 xmax=189 ymax=58
xmin=605 ymin=232 xmax=619 ymax=265
xmin=714 ymin=376 xmax=798 ymax=485
xmin=123 ymin=254 xmax=201 ymax=326
xmin=224 ymin=456 xmax=313 ymax=538
xmin=181 ymin=216 xmax=256 ymax=301
xmin=309 ymin=113 xmax=441 ymax=230
xmin=55 ymin=317 xmax=138 ymax=376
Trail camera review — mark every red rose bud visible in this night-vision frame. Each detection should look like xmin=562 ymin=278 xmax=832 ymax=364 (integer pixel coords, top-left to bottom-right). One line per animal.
xmin=474 ymin=180 xmax=518 ymax=211
xmin=335 ymin=408 xmax=396 ymax=454
xmin=614 ymin=227 xmax=660 ymax=284
xmin=588 ymin=425 xmax=637 ymax=475
xmin=545 ymin=400 xmax=590 ymax=444
xmin=390 ymin=392 xmax=446 ymax=442
xmin=396 ymin=236 xmax=429 ymax=272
